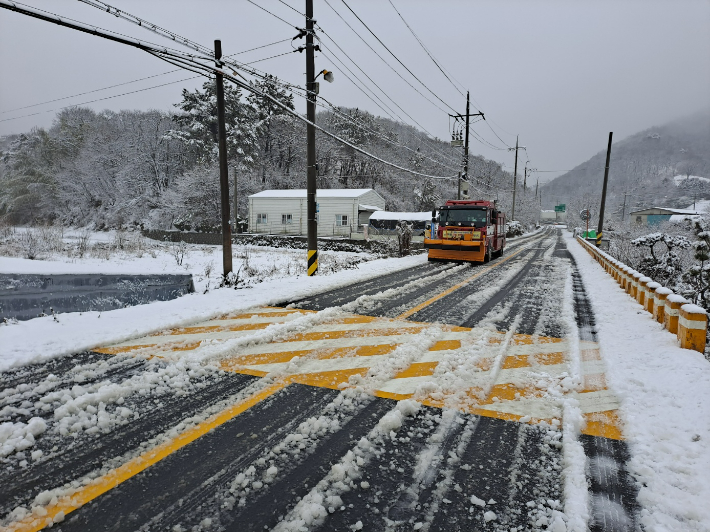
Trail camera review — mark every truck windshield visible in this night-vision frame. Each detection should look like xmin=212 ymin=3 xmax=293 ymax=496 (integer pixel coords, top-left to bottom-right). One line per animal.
xmin=439 ymin=208 xmax=487 ymax=227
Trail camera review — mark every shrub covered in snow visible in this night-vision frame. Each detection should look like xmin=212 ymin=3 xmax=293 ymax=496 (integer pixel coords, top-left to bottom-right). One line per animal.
xmin=506 ymin=221 xmax=524 ymax=238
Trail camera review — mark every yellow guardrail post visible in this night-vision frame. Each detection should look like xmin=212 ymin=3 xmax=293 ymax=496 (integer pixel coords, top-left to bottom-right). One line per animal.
xmin=654 ymin=287 xmax=671 ymax=324
xmin=637 ymin=276 xmax=652 ymax=306
xmin=678 ymin=304 xmax=708 ymax=353
xmin=664 ymin=295 xmax=689 ymax=335
xmin=646 ymin=282 xmax=661 ymax=314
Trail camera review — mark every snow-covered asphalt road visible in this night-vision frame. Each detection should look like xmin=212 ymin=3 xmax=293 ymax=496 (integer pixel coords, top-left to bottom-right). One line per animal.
xmin=0 ymin=228 xmax=646 ymax=531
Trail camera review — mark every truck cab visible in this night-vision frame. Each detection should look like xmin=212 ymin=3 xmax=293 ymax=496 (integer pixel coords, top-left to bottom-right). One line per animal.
xmin=424 ymin=200 xmax=506 ymax=263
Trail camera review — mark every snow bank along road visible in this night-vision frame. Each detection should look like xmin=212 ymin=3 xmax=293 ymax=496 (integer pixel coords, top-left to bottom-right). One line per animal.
xmin=1 ymin=227 xmax=639 ymax=532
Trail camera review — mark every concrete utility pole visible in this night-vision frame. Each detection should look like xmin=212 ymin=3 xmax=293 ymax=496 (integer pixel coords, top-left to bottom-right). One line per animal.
xmin=214 ymin=40 xmax=233 ymax=279
xmin=450 ymin=92 xmax=482 ymax=200
xmin=620 ymin=192 xmax=631 ymax=222
xmin=510 ymin=136 xmax=520 ymax=221
xmin=305 ymin=0 xmax=318 ymax=276
xmin=596 ymin=132 xmax=613 ymax=247
xmin=463 ymin=91 xmax=470 ymax=196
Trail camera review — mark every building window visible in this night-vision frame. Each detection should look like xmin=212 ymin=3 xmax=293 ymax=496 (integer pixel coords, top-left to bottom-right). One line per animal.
xmin=636 ymin=216 xmax=642 ymax=224
xmin=257 ymin=213 xmax=267 ymax=224
xmin=335 ymin=214 xmax=349 ymax=226
xmin=281 ymin=214 xmax=293 ymax=225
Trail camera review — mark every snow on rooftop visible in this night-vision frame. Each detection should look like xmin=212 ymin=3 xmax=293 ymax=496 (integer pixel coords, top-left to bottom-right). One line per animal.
xmin=369 ymin=211 xmax=432 ymax=221
xmin=250 ymin=189 xmax=376 ymax=199
xmin=358 ymin=204 xmax=381 ymax=211
xmin=686 ymin=199 xmax=710 ymax=213
xmin=673 ymin=174 xmax=710 ymax=186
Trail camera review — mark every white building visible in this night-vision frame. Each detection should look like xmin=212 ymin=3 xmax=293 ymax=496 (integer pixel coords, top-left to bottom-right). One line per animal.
xmin=248 ymin=188 xmax=386 ymax=237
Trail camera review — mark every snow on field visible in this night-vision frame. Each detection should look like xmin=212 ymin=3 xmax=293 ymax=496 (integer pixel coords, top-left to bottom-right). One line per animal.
xmin=0 ymin=228 xmax=424 ymax=371
xmin=566 ymin=230 xmax=710 ymax=531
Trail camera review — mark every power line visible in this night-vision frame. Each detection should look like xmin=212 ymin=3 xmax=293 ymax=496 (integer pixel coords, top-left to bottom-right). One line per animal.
xmin=386 ymin=0 xmax=465 ymax=97
xmin=338 ymin=0 xmax=458 ymax=114
xmin=317 ymin=27 xmax=460 ymax=166
xmin=2 ymin=0 xmax=464 ymax=181
xmin=1 ymin=69 xmax=181 ymax=114
xmin=0 ymin=75 xmax=202 ymax=123
xmin=274 ymin=0 xmax=305 ymax=18
xmin=274 ymin=76 xmax=460 ymax=173
xmin=245 ymin=0 xmax=299 ymax=28
xmin=0 ymin=37 xmax=295 ymax=115
xmin=226 ymin=38 xmax=292 ymax=57
xmin=243 ymin=50 xmax=297 ymax=65
xmin=321 ymin=0 xmax=449 ymax=115
xmin=74 ymin=0 xmax=462 ymax=166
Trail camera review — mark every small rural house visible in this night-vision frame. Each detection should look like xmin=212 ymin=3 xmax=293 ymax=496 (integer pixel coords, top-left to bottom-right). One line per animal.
xmin=248 ymin=188 xmax=386 ymax=237
xmin=629 ymin=207 xmax=701 ymax=226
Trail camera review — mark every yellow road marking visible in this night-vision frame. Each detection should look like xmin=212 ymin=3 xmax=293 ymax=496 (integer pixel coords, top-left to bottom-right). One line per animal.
xmin=396 ymin=243 xmax=534 ymax=320
xmin=275 ymin=325 xmax=427 ymax=343
xmin=502 ymin=351 xmax=566 ymax=369
xmin=582 ymin=410 xmax=624 ymax=439
xmin=169 ymin=322 xmax=275 ymax=335
xmin=4 ymin=381 xmax=287 ymax=532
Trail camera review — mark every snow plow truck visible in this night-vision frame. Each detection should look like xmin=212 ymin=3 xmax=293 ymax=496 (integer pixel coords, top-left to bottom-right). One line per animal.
xmin=424 ymin=200 xmax=506 ymax=263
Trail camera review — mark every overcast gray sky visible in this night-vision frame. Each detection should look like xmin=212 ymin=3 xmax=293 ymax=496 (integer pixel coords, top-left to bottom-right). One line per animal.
xmin=1 ymin=0 xmax=709 ymax=183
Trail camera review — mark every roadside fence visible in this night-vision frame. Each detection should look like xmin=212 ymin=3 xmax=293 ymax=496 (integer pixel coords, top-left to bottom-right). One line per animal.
xmin=576 ymin=236 xmax=707 ymax=353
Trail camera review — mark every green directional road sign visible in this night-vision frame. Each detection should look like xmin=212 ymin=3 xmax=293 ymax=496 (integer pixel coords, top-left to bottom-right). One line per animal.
xmin=554 ymin=204 xmax=566 ymax=212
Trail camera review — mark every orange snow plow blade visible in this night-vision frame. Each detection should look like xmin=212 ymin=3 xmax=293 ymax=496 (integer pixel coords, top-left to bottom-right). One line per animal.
xmin=425 ymin=238 xmax=486 ymax=262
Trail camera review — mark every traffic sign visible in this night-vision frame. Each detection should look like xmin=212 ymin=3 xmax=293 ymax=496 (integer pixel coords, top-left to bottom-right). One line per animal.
xmin=554 ymin=204 xmax=566 ymax=212
xmin=580 ymin=209 xmax=591 ymax=221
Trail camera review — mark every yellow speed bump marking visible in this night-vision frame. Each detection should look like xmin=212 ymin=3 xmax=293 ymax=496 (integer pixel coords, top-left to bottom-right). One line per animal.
xmin=4 ymin=380 xmax=288 ymax=532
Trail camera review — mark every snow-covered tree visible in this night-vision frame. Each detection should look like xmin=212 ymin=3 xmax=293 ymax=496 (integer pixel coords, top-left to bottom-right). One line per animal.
xmin=169 ymin=80 xmax=259 ymax=166
xmin=632 ymin=232 xmax=690 ymax=288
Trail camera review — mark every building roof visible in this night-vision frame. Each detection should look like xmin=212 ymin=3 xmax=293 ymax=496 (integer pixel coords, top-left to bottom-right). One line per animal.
xmin=249 ymin=188 xmax=378 ymax=199
xmin=629 ymin=207 xmax=701 ymax=216
xmin=369 ymin=211 xmax=432 ymax=221
xmin=358 ymin=204 xmax=381 ymax=211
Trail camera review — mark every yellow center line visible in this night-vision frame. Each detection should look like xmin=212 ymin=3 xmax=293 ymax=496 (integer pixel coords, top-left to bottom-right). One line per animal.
xmin=396 ymin=239 xmax=540 ymax=320
xmin=5 ymin=381 xmax=288 ymax=532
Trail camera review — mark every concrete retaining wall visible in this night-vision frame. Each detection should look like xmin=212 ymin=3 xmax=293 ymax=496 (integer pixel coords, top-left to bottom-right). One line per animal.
xmin=141 ymin=230 xmax=424 ymax=253
xmin=576 ymin=236 xmax=707 ymax=353
xmin=1 ymin=273 xmax=195 ymax=322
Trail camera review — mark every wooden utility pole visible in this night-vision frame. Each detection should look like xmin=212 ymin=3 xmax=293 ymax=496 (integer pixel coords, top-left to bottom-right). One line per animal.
xmin=596 ymin=132 xmax=613 ymax=247
xmin=511 ymin=135 xmax=519 ymax=221
xmin=305 ymin=0 xmax=318 ymax=275
xmin=234 ymin=165 xmax=239 ymax=233
xmin=214 ymin=40 xmax=233 ymax=279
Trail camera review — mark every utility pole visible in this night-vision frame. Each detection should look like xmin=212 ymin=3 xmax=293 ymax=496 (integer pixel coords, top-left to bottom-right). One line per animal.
xmin=463 ymin=91 xmax=470 ymax=195
xmin=449 ymin=92 xmax=482 ymax=201
xmin=234 ymin=165 xmax=239 ymax=233
xmin=305 ymin=0 xmax=318 ymax=275
xmin=620 ymin=192 xmax=632 ymax=223
xmin=523 ymin=161 xmax=528 ymax=192
xmin=535 ymin=178 xmax=539 ymax=201
xmin=214 ymin=39 xmax=233 ymax=279
xmin=596 ymin=132 xmax=613 ymax=247
xmin=509 ymin=135 xmax=520 ymax=221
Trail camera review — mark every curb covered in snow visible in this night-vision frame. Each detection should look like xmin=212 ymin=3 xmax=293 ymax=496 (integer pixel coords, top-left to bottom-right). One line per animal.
xmin=575 ymin=236 xmax=707 ymax=353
